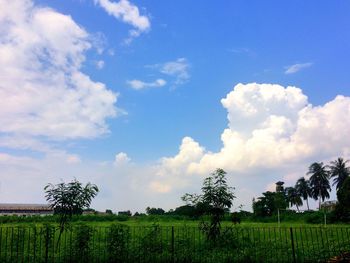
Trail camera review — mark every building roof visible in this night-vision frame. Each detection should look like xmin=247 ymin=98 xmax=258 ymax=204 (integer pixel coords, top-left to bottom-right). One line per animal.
xmin=0 ymin=203 xmax=52 ymax=211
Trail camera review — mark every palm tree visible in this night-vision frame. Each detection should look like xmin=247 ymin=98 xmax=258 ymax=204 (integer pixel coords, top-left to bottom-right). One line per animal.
xmin=307 ymin=162 xmax=331 ymax=209
xmin=328 ymin=157 xmax=350 ymax=191
xmin=295 ymin=177 xmax=311 ymax=210
xmin=285 ymin=187 xmax=303 ymax=212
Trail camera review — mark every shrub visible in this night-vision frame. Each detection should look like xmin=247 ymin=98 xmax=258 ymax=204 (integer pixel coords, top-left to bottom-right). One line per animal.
xmin=107 ymin=224 xmax=130 ymax=263
xmin=72 ymin=223 xmax=94 ymax=262
xmin=304 ymin=211 xmax=324 ymax=224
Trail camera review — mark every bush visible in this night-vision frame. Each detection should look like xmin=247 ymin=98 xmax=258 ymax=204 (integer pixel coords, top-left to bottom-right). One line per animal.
xmin=107 ymin=224 xmax=130 ymax=263
xmin=136 ymin=224 xmax=164 ymax=260
xmin=304 ymin=211 xmax=324 ymax=224
xmin=72 ymin=223 xmax=94 ymax=262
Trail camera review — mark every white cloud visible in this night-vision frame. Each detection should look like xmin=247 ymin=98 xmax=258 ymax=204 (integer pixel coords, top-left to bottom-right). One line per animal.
xmin=0 ymin=0 xmax=118 ymax=144
xmin=95 ymin=60 xmax=105 ymax=69
xmin=127 ymin=78 xmax=166 ymax=90
xmin=149 ymin=83 xmax=350 ymax=208
xmin=114 ymin=152 xmax=130 ymax=166
xmin=149 ymin=181 xmax=171 ymax=194
xmin=160 ymin=58 xmax=190 ymax=85
xmin=285 ymin=62 xmax=313 ymax=74
xmin=66 ymin=155 xmax=81 ymax=164
xmin=147 ymin=137 xmax=205 ymax=194
xmin=144 ymin=58 xmax=190 ymax=88
xmin=94 ymin=0 xmax=150 ymax=43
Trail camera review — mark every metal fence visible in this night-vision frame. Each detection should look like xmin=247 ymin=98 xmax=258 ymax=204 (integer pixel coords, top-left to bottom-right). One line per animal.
xmin=0 ymin=225 xmax=349 ymax=263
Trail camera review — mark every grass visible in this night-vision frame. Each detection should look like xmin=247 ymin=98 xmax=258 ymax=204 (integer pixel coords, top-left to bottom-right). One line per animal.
xmin=1 ymin=215 xmax=349 ymax=227
xmin=0 ymin=215 xmax=349 ymax=262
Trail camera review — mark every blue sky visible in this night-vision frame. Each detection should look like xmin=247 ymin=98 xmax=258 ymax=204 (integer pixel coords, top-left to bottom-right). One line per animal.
xmin=1 ymin=0 xmax=350 ymax=212
xmin=36 ymin=0 xmax=350 ymax=162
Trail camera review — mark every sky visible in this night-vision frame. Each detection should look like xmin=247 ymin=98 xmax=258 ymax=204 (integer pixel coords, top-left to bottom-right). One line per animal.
xmin=1 ymin=0 xmax=350 ymax=213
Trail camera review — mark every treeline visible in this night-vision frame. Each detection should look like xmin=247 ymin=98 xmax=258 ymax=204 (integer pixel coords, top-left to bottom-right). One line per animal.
xmin=253 ymin=157 xmax=350 ymax=222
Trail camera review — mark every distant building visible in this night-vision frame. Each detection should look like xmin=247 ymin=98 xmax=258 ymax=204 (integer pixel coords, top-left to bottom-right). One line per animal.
xmin=275 ymin=181 xmax=285 ymax=193
xmin=320 ymin=201 xmax=337 ymax=212
xmin=0 ymin=203 xmax=53 ymax=216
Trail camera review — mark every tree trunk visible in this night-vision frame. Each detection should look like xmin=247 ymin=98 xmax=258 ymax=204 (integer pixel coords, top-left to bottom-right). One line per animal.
xmin=319 ymin=189 xmax=322 ymax=210
xmin=306 ymin=198 xmax=310 ymax=211
xmin=319 ymin=196 xmax=321 ymax=210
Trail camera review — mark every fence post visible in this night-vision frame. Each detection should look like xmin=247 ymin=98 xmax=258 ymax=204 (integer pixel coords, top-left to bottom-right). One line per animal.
xmin=171 ymin=226 xmax=174 ymax=263
xmin=290 ymin=227 xmax=296 ymax=263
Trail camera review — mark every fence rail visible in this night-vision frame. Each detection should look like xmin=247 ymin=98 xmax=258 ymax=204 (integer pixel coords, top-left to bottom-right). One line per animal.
xmin=0 ymin=225 xmax=349 ymax=263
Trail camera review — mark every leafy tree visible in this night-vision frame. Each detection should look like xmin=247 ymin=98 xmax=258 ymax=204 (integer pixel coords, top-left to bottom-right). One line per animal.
xmin=172 ymin=205 xmax=198 ymax=217
xmin=252 ymin=191 xmax=287 ymax=217
xmin=334 ymin=177 xmax=350 ymax=221
xmin=328 ymin=157 xmax=350 ymax=191
xmin=337 ymin=177 xmax=350 ymax=206
xmin=285 ymin=187 xmax=303 ymax=212
xmin=105 ymin=209 xmax=113 ymax=214
xmin=145 ymin=207 xmax=165 ymax=215
xmin=44 ymin=179 xmax=99 ymax=244
xmin=118 ymin=210 xmax=132 ymax=216
xmin=295 ymin=177 xmax=311 ymax=210
xmin=182 ymin=168 xmax=235 ymax=240
xmin=307 ymin=162 xmax=331 ymax=209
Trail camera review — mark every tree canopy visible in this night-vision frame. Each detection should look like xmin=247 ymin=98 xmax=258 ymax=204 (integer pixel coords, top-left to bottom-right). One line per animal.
xmin=328 ymin=157 xmax=350 ymax=191
xmin=307 ymin=162 xmax=331 ymax=208
xmin=295 ymin=177 xmax=311 ymax=210
xmin=45 ymin=179 xmax=99 ymax=235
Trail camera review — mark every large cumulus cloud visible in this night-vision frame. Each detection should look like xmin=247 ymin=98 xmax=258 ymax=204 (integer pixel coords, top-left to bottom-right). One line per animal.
xmin=152 ymin=83 xmax=350 ymax=198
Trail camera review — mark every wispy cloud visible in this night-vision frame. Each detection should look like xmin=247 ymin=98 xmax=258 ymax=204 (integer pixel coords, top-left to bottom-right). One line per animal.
xmin=160 ymin=58 xmax=190 ymax=85
xmin=127 ymin=79 xmax=166 ymax=90
xmin=227 ymin=47 xmax=255 ymax=57
xmin=94 ymin=0 xmax=150 ymax=43
xmin=285 ymin=62 xmax=313 ymax=74
xmin=95 ymin=60 xmax=105 ymax=69
xmin=146 ymin=58 xmax=190 ymax=87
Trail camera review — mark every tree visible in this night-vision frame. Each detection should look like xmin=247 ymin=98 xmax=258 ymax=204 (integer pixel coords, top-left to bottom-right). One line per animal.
xmin=182 ymin=168 xmax=235 ymax=240
xmin=337 ymin=177 xmax=350 ymax=207
xmin=44 ymin=179 xmax=99 ymax=243
xmin=334 ymin=177 xmax=350 ymax=221
xmin=307 ymin=162 xmax=331 ymax=209
xmin=118 ymin=210 xmax=132 ymax=216
xmin=328 ymin=157 xmax=350 ymax=191
xmin=252 ymin=191 xmax=287 ymax=217
xmin=172 ymin=205 xmax=197 ymax=217
xmin=285 ymin=187 xmax=303 ymax=212
xmin=145 ymin=207 xmax=165 ymax=215
xmin=295 ymin=177 xmax=311 ymax=210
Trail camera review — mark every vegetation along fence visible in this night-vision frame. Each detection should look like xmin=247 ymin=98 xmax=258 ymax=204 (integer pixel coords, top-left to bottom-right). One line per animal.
xmin=0 ymin=224 xmax=349 ymax=263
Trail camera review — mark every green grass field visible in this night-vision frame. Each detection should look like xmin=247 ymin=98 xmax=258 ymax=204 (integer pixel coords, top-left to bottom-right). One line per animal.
xmin=0 ymin=212 xmax=348 ymax=227
xmin=0 ymin=216 xmax=349 ymax=262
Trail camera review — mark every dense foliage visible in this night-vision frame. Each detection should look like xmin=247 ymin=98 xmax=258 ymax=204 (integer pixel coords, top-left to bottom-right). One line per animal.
xmin=252 ymin=191 xmax=287 ymax=216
